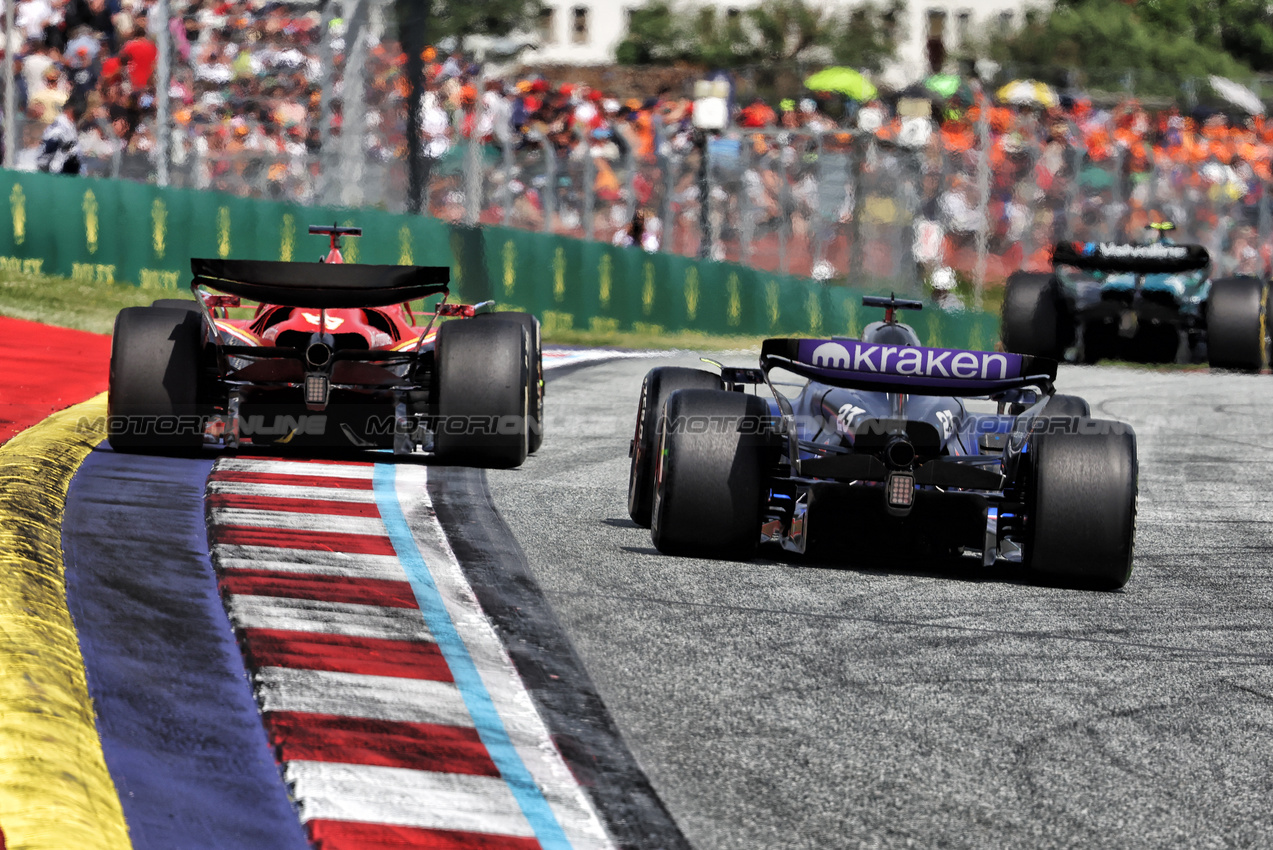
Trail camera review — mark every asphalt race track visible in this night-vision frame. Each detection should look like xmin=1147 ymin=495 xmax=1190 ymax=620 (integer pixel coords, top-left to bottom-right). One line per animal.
xmin=492 ymin=355 xmax=1273 ymax=850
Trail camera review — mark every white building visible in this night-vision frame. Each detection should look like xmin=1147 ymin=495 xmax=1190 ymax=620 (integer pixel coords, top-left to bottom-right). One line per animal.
xmin=523 ymin=0 xmax=1049 ymax=83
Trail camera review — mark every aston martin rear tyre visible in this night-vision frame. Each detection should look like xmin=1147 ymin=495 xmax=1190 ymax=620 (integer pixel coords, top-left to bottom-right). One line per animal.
xmin=108 ymin=307 xmax=208 ymax=452
xmin=650 ymin=389 xmax=769 ymax=557
xmin=1024 ymin=418 xmax=1137 ymax=590
xmin=476 ymin=311 xmax=543 ymax=453
xmin=627 ymin=366 xmax=724 ymax=527
xmin=1207 ymin=276 xmax=1266 ymax=372
xmin=1002 ymin=272 xmax=1069 ymax=359
xmin=434 ymin=318 xmax=530 ymax=468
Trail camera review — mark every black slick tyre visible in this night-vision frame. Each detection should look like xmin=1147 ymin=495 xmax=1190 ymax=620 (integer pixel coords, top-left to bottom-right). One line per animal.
xmin=476 ymin=311 xmax=543 ymax=453
xmin=1207 ymin=276 xmax=1267 ymax=372
xmin=149 ymin=298 xmax=200 ymax=312
xmin=107 ymin=306 xmax=207 ymax=452
xmin=434 ymin=318 xmax=530 ymax=468
xmin=650 ymin=389 xmax=769 ymax=557
xmin=627 ymin=366 xmax=724 ymax=527
xmin=1024 ymin=418 xmax=1137 ymax=589
xmin=1002 ymin=272 xmax=1068 ymax=358
xmin=1044 ymin=393 xmax=1090 ymax=417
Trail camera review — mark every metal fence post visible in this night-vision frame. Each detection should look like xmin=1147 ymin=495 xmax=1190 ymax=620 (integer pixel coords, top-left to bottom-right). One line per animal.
xmin=316 ymin=0 xmax=337 ymax=206
xmin=155 ymin=0 xmax=171 ymax=186
xmin=740 ymin=131 xmax=754 ymax=264
xmin=339 ymin=0 xmax=370 ymax=209
xmin=848 ymin=135 xmax=865 ymax=288
xmin=1109 ymin=147 xmax=1125 ymax=241
xmin=811 ymin=129 xmax=827 ymax=276
xmin=579 ymin=129 xmax=595 ymax=241
xmin=697 ymin=129 xmax=711 ymax=259
xmin=1259 ymin=178 xmax=1271 ymax=257
xmin=463 ymin=130 xmax=481 ymax=226
xmin=973 ymin=92 xmax=991 ymax=309
xmin=537 ymin=132 xmax=554 ymax=233
xmin=502 ymin=140 xmax=515 ymax=228
xmin=3 ymin=0 xmax=15 ymax=169
xmin=1064 ymin=140 xmax=1082 ymax=240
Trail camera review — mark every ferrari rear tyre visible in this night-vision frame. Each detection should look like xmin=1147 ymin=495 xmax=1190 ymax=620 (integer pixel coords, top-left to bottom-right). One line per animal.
xmin=650 ymin=389 xmax=769 ymax=557
xmin=476 ymin=311 xmax=543 ymax=453
xmin=1002 ymin=272 xmax=1068 ymax=359
xmin=627 ymin=366 xmax=724 ymax=527
xmin=1207 ymin=276 xmax=1266 ymax=372
xmin=434 ymin=318 xmax=530 ymax=468
xmin=149 ymin=298 xmax=201 ymax=312
xmin=1024 ymin=418 xmax=1137 ymax=589
xmin=108 ymin=307 xmax=208 ymax=452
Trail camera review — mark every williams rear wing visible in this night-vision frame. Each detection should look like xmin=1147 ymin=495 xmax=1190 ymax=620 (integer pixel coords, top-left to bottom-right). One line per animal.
xmin=1051 ymin=241 xmax=1210 ymax=274
xmin=760 ymin=338 xmax=1057 ymax=396
xmin=191 ymin=258 xmax=450 ymax=308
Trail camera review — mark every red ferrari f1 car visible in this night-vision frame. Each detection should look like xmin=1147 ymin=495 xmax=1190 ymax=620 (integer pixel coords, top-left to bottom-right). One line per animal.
xmin=107 ymin=224 xmax=543 ymax=467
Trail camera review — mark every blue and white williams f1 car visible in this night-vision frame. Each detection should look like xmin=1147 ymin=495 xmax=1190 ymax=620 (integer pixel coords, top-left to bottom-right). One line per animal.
xmin=628 ymin=296 xmax=1139 ymax=589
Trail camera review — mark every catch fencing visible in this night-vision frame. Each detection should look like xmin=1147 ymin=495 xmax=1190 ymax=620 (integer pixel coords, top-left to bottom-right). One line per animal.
xmin=24 ymin=106 xmax=1273 ymax=310
xmin=0 ymin=169 xmax=1000 ymax=348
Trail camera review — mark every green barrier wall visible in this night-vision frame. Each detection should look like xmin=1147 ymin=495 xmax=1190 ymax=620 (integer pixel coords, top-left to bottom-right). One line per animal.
xmin=0 ymin=170 xmax=1000 ymax=349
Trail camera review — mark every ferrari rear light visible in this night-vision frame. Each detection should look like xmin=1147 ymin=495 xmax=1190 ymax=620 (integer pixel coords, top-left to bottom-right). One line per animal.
xmin=305 ymin=373 xmax=330 ymax=406
xmin=886 ymin=472 xmax=915 ymax=508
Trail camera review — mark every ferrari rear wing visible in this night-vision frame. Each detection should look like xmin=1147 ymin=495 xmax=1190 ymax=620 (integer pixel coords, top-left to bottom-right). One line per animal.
xmin=1051 ymin=241 xmax=1210 ymax=274
xmin=760 ymin=338 xmax=1057 ymax=396
xmin=191 ymin=258 xmax=450 ymax=308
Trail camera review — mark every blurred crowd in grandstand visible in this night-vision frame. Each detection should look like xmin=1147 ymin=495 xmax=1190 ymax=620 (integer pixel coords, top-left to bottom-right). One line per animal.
xmin=6 ymin=0 xmax=1273 ymax=287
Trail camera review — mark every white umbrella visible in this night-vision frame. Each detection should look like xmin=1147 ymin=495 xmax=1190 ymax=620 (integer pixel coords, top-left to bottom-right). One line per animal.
xmin=1208 ymin=75 xmax=1264 ymax=115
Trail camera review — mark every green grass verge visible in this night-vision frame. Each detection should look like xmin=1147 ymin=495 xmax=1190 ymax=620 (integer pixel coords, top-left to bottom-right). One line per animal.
xmin=0 ymin=271 xmax=193 ymax=335
xmin=0 ymin=270 xmax=764 ymax=349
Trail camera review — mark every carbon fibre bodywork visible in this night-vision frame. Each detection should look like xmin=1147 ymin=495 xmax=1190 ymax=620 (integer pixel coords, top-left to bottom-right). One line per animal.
xmin=746 ymin=319 xmax=1064 ymax=563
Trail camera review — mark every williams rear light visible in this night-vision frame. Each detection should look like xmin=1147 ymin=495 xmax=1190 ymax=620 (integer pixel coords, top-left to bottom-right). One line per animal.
xmin=886 ymin=471 xmax=915 ymax=509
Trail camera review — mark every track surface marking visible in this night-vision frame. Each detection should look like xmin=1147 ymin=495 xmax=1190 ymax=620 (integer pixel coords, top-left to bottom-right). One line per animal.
xmin=487 ymin=355 xmax=1273 ymax=850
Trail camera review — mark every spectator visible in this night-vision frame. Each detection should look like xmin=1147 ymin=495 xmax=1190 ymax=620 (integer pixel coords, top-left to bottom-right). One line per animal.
xmin=37 ymin=98 xmax=82 ymax=174
xmin=116 ymin=15 xmax=157 ymax=93
xmin=29 ymin=65 xmax=69 ymax=124
xmin=66 ymin=0 xmax=117 ymax=53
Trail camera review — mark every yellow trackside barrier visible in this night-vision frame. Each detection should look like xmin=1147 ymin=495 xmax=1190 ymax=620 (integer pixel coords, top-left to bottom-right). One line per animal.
xmin=0 ymin=394 xmax=131 ymax=850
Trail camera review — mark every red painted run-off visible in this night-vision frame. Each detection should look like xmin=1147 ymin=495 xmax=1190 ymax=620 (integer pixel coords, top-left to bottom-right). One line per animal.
xmin=0 ymin=316 xmax=112 ymax=444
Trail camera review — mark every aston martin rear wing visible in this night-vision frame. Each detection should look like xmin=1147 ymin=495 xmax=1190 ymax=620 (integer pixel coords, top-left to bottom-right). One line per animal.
xmin=759 ymin=338 xmax=1058 ymax=396
xmin=1051 ymin=241 xmax=1210 ymax=274
xmin=190 ymin=258 xmax=450 ymax=308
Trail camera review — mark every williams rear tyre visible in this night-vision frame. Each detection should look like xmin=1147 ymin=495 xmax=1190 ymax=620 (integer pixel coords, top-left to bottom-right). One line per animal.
xmin=107 ymin=306 xmax=208 ymax=452
xmin=627 ymin=366 xmax=724 ymax=527
xmin=650 ymin=389 xmax=769 ymax=558
xmin=1207 ymin=276 xmax=1267 ymax=372
xmin=1001 ymin=272 xmax=1069 ymax=359
xmin=476 ymin=311 xmax=543 ymax=453
xmin=1043 ymin=393 xmax=1090 ymax=417
xmin=1023 ymin=418 xmax=1138 ymax=590
xmin=433 ymin=318 xmax=530 ymax=469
